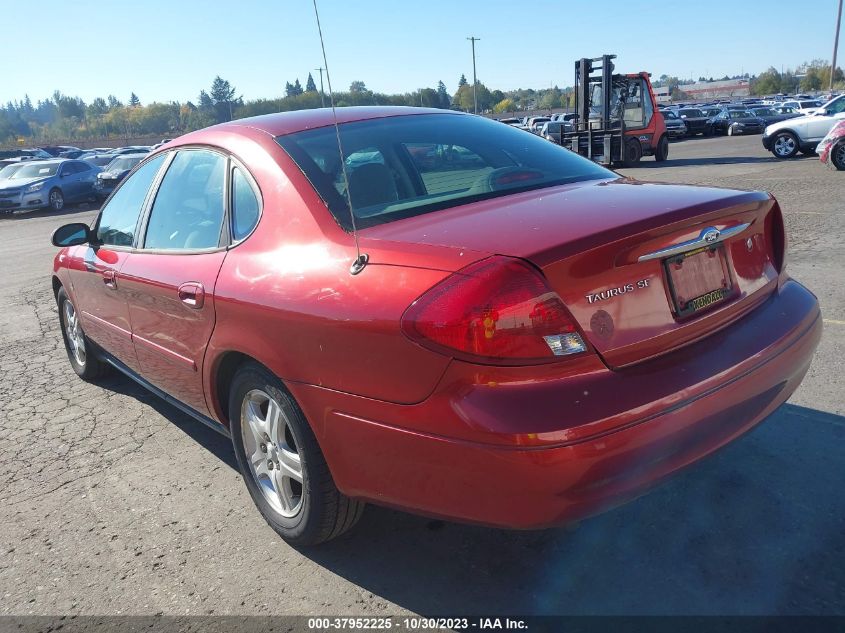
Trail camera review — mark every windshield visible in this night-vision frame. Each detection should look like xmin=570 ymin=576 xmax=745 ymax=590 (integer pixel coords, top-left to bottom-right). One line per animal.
xmin=10 ymin=162 xmax=60 ymax=179
xmin=752 ymin=108 xmax=776 ymax=116
xmin=679 ymin=109 xmax=703 ymax=117
xmin=662 ymin=111 xmax=678 ymax=119
xmin=105 ymin=156 xmax=143 ymax=172
xmin=800 ymin=101 xmax=820 ymax=108
xmin=0 ymin=164 xmax=24 ymax=179
xmin=729 ymin=111 xmax=752 ymax=119
xmin=276 ymin=113 xmax=612 ymax=230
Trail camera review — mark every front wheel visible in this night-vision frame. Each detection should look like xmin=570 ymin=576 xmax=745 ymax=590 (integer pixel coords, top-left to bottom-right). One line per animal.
xmin=654 ymin=134 xmax=669 ymax=162
xmin=57 ymin=287 xmax=107 ymax=380
xmin=727 ymin=124 xmax=735 ymax=136
xmin=771 ymin=131 xmax=799 ymax=158
xmin=622 ymin=138 xmax=642 ymax=167
xmin=830 ymin=142 xmax=845 ymax=170
xmin=48 ymin=188 xmax=64 ymax=211
xmin=229 ymin=362 xmax=364 ymax=546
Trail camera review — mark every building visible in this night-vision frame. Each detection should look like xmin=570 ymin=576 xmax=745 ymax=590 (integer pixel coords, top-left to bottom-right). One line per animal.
xmin=654 ymin=78 xmax=751 ymax=103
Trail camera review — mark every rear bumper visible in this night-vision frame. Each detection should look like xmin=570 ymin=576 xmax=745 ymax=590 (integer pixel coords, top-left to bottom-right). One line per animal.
xmin=293 ymin=279 xmax=821 ymax=529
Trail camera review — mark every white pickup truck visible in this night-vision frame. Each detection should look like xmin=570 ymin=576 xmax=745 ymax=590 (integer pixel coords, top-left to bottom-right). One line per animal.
xmin=762 ymin=95 xmax=845 ymax=158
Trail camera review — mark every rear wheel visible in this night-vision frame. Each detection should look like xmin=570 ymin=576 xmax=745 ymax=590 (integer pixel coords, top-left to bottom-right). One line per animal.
xmin=771 ymin=131 xmax=799 ymax=158
xmin=229 ymin=362 xmax=364 ymax=546
xmin=57 ymin=287 xmax=107 ymax=380
xmin=830 ymin=142 xmax=845 ymax=170
xmin=48 ymin=188 xmax=64 ymax=211
xmin=622 ymin=138 xmax=642 ymax=167
xmin=654 ymin=134 xmax=669 ymax=162
xmin=727 ymin=124 xmax=735 ymax=136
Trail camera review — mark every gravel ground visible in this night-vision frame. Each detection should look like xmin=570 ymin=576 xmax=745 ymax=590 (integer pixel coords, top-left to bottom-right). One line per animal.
xmin=0 ymin=134 xmax=843 ymax=617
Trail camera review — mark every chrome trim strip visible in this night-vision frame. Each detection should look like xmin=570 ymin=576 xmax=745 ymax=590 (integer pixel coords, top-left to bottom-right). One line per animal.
xmin=637 ymin=222 xmax=751 ymax=262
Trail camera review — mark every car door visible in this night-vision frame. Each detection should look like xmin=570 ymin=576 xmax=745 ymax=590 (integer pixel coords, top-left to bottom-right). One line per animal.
xmin=70 ymin=160 xmax=98 ymax=201
xmin=68 ymin=154 xmax=168 ymax=373
xmin=807 ymin=96 xmax=845 ymax=141
xmin=118 ymin=149 xmax=230 ymax=416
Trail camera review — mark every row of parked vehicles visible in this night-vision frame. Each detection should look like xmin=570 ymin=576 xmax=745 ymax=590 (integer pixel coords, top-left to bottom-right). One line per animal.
xmin=0 ymin=142 xmax=170 ymax=213
xmin=497 ymin=92 xmax=845 ymax=169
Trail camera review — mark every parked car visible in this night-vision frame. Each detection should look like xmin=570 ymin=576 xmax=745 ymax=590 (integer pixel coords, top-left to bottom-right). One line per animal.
xmin=0 ymin=148 xmax=53 ymax=161
xmin=0 ymin=159 xmax=99 ymax=212
xmin=539 ymin=120 xmax=571 ymax=143
xmin=78 ymin=153 xmax=121 ymax=167
xmin=94 ymin=154 xmax=147 ymax=199
xmin=676 ymin=108 xmax=710 ymax=136
xmin=527 ymin=116 xmax=552 ymax=134
xmin=748 ymin=106 xmax=800 ymax=126
xmin=781 ymin=99 xmax=822 ymax=115
xmin=763 ymin=94 xmax=845 ymax=158
xmin=50 ymin=107 xmax=820 ymax=546
xmin=497 ymin=118 xmax=521 ymax=125
xmin=706 ymin=110 xmax=764 ymax=136
xmin=816 ymin=119 xmax=845 ymax=170
xmin=108 ymin=146 xmax=151 ymax=156
xmin=661 ymin=110 xmax=688 ymax=138
xmin=39 ymin=145 xmax=81 ymax=157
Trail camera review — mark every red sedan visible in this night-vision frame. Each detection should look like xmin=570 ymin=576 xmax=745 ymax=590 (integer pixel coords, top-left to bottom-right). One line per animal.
xmin=51 ymin=107 xmax=821 ymax=546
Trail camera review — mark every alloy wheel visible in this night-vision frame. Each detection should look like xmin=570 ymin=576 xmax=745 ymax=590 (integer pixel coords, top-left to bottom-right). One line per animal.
xmin=240 ymin=389 xmax=304 ymax=518
xmin=62 ymin=300 xmax=86 ymax=366
xmin=833 ymin=143 xmax=845 ymax=170
xmin=774 ymin=135 xmax=796 ymax=157
xmin=49 ymin=189 xmax=64 ymax=211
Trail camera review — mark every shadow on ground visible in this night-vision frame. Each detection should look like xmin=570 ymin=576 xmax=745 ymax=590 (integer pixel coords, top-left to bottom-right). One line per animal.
xmin=631 ymin=155 xmax=815 ymax=169
xmin=0 ymin=202 xmax=100 ymax=221
xmin=115 ymin=372 xmax=845 ymax=615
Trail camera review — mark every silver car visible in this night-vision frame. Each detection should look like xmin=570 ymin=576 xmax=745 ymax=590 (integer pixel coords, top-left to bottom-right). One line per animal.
xmin=0 ymin=159 xmax=100 ymax=213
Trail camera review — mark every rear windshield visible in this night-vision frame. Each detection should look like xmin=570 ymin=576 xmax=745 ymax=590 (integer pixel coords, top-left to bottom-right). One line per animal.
xmin=276 ymin=113 xmax=612 ymax=230
xmin=105 ymin=156 xmax=144 ymax=172
xmin=679 ymin=109 xmax=703 ymax=117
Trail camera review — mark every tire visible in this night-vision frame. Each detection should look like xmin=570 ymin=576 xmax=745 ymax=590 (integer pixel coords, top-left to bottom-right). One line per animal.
xmin=727 ymin=124 xmax=735 ymax=136
xmin=48 ymin=188 xmax=65 ymax=211
xmin=229 ymin=362 xmax=364 ymax=546
xmin=622 ymin=138 xmax=643 ymax=167
xmin=830 ymin=142 xmax=845 ymax=171
xmin=771 ymin=131 xmax=799 ymax=159
xmin=654 ymin=134 xmax=669 ymax=162
xmin=57 ymin=286 xmax=107 ymax=380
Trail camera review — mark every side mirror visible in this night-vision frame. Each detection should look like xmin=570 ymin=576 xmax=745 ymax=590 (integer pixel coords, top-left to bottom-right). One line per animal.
xmin=52 ymin=223 xmax=92 ymax=247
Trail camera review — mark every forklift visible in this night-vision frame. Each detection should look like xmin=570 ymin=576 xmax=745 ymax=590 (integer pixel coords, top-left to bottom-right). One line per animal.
xmin=561 ymin=54 xmax=669 ymax=167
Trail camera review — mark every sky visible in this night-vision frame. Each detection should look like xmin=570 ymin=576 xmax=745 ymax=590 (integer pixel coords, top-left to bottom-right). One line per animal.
xmin=1 ymin=0 xmax=842 ymax=106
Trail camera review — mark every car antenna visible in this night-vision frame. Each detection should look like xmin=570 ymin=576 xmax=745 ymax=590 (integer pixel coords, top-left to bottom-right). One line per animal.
xmin=312 ymin=0 xmax=368 ymax=275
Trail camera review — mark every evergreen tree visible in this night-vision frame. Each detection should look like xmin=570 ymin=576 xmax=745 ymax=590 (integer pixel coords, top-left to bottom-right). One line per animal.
xmin=306 ymin=73 xmax=317 ymax=92
xmin=292 ymin=79 xmax=303 ymax=96
xmin=129 ymin=92 xmax=141 ymax=107
xmin=436 ymin=80 xmax=450 ymax=108
xmin=458 ymin=74 xmax=468 ymax=88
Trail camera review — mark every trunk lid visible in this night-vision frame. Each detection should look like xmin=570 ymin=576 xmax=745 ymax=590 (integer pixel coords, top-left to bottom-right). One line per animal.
xmin=363 ymin=178 xmax=783 ymax=367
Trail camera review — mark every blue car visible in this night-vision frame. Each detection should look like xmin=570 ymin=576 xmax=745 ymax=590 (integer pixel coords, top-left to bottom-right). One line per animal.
xmin=0 ymin=159 xmax=101 ymax=213
xmin=93 ymin=153 xmax=147 ymax=200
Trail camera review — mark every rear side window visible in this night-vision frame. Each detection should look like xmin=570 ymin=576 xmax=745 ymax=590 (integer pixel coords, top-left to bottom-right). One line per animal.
xmin=231 ymin=167 xmax=260 ymax=241
xmin=96 ymin=154 xmax=166 ymax=246
xmin=143 ymin=150 xmax=226 ymax=250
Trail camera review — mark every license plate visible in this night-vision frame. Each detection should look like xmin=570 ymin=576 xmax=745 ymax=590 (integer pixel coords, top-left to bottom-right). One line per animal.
xmin=664 ymin=246 xmax=732 ymax=317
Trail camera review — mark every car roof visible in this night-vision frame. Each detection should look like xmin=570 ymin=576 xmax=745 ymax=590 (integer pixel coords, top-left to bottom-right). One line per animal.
xmin=205 ymin=106 xmax=464 ymax=138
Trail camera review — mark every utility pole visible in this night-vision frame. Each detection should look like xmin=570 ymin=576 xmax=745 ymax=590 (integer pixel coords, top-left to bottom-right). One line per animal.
xmin=467 ymin=36 xmax=480 ymax=114
xmin=315 ymin=67 xmax=326 ymax=107
xmin=832 ymin=0 xmax=843 ymax=91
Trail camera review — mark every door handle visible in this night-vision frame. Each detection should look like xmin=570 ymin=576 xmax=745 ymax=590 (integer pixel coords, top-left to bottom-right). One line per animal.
xmin=178 ymin=282 xmax=205 ymax=309
xmin=102 ymin=270 xmax=117 ymax=288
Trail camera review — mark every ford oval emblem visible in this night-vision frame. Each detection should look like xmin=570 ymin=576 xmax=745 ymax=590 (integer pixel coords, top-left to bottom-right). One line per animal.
xmin=703 ymin=228 xmax=720 ymax=243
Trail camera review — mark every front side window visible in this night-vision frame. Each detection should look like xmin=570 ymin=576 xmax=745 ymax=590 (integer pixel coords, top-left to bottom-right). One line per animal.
xmin=276 ymin=113 xmax=612 ymax=230
xmin=143 ymin=150 xmax=226 ymax=250
xmin=96 ymin=154 xmax=166 ymax=246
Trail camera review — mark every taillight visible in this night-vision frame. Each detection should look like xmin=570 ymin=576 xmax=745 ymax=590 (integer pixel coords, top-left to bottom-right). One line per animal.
xmin=769 ymin=204 xmax=786 ymax=273
xmin=401 ymin=256 xmax=588 ymax=365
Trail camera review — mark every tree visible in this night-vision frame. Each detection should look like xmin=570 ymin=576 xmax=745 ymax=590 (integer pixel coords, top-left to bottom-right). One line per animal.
xmin=436 ymin=80 xmax=450 ymax=108
xmin=493 ymin=98 xmax=515 ymax=114
xmin=292 ymin=79 xmax=303 ymax=96
xmin=209 ymin=76 xmax=239 ymax=122
xmin=306 ymin=73 xmax=317 ymax=92
xmin=107 ymin=95 xmax=122 ymax=109
xmin=751 ymin=67 xmax=782 ymax=96
xmin=458 ymin=74 xmax=468 ymax=88
xmin=349 ymin=80 xmax=368 ymax=93
xmin=129 ymin=92 xmax=141 ymax=107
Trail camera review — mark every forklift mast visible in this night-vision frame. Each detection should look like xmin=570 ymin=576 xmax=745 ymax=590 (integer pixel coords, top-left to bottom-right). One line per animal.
xmin=574 ymin=54 xmax=618 ymax=134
